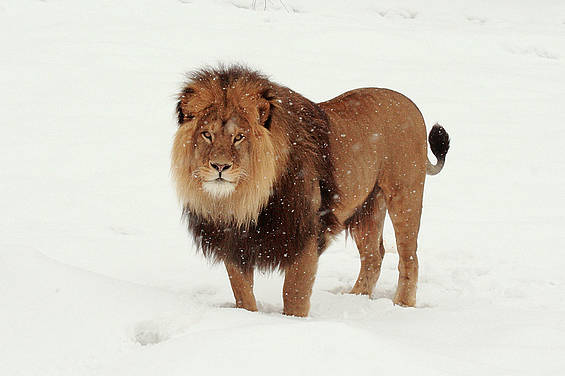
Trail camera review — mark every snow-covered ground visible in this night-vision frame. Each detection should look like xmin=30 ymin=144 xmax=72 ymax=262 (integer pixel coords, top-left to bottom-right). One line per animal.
xmin=1 ymin=0 xmax=564 ymax=374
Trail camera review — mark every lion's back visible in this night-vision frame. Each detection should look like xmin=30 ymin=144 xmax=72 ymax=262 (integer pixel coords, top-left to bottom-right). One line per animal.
xmin=319 ymin=88 xmax=425 ymax=129
xmin=319 ymin=87 xmax=428 ymax=159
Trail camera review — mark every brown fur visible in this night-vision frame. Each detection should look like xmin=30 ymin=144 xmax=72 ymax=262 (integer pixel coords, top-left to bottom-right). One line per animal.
xmin=171 ymin=65 xmax=449 ymax=316
xmin=319 ymin=88 xmax=449 ymax=307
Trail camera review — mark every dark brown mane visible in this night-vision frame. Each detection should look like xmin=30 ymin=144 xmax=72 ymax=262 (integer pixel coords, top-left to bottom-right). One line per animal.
xmin=179 ymin=65 xmax=340 ymax=271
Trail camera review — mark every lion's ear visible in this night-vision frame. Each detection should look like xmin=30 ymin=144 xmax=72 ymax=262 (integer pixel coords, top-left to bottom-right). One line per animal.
xmin=176 ymin=100 xmax=185 ymax=125
xmin=258 ymin=88 xmax=276 ymax=129
xmin=176 ymin=87 xmax=195 ymax=126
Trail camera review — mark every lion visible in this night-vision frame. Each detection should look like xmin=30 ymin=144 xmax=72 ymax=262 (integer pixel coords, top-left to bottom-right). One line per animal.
xmin=171 ymin=65 xmax=449 ymax=317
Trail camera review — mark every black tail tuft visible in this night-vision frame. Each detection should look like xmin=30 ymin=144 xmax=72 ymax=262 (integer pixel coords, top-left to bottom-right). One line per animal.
xmin=428 ymin=123 xmax=450 ymax=162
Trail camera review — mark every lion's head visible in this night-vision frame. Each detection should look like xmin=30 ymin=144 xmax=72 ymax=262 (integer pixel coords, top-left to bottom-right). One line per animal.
xmin=171 ymin=66 xmax=289 ymax=226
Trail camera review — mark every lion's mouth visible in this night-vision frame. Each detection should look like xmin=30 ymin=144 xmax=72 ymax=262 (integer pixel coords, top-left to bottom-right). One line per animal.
xmin=210 ymin=176 xmax=235 ymax=184
xmin=202 ymin=178 xmax=236 ymax=198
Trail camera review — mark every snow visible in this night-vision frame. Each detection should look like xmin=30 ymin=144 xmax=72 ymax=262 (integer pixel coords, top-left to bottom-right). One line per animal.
xmin=1 ymin=0 xmax=564 ymax=374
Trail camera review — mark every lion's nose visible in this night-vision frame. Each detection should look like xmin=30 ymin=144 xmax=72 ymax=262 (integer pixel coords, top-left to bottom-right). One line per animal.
xmin=210 ymin=162 xmax=232 ymax=172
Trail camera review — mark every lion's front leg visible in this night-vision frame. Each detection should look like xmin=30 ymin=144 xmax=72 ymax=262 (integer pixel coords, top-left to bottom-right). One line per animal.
xmin=225 ymin=262 xmax=257 ymax=311
xmin=282 ymin=238 xmax=318 ymax=317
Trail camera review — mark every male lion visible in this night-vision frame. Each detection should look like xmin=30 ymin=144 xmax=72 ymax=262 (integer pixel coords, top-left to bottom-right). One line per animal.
xmin=171 ymin=65 xmax=449 ymax=317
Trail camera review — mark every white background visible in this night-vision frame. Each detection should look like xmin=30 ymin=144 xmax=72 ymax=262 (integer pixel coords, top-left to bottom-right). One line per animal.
xmin=1 ymin=0 xmax=564 ymax=374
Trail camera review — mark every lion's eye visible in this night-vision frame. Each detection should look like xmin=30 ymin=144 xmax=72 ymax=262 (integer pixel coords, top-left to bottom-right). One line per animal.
xmin=233 ymin=134 xmax=245 ymax=143
xmin=202 ymin=131 xmax=212 ymax=141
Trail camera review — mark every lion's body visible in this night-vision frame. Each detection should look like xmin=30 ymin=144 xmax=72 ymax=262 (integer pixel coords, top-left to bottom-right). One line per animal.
xmin=172 ymin=65 xmax=449 ymax=316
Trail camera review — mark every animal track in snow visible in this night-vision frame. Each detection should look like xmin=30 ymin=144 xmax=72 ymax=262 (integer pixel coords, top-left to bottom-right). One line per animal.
xmin=506 ymin=44 xmax=559 ymax=60
xmin=132 ymin=320 xmax=170 ymax=345
xmin=230 ymin=0 xmax=295 ymax=13
xmin=131 ymin=314 xmax=197 ymax=346
xmin=326 ymin=285 xmax=352 ymax=295
xmin=109 ymin=226 xmax=132 ymax=236
xmin=375 ymin=8 xmax=418 ymax=20
xmin=466 ymin=15 xmax=487 ymax=25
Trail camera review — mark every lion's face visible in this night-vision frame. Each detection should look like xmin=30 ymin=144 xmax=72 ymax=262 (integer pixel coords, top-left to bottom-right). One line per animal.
xmin=175 ymin=115 xmax=252 ymax=199
xmin=171 ymin=76 xmax=286 ymax=226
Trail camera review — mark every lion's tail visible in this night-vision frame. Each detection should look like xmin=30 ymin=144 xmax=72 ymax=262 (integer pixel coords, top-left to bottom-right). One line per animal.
xmin=426 ymin=123 xmax=450 ymax=176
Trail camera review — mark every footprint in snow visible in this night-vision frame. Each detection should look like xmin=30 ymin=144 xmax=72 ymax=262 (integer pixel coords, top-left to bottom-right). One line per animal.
xmin=375 ymin=8 xmax=418 ymax=20
xmin=326 ymin=285 xmax=353 ymax=295
xmin=131 ymin=314 xmax=197 ymax=346
xmin=466 ymin=16 xmax=487 ymax=25
xmin=505 ymin=44 xmax=559 ymax=60
xmin=133 ymin=320 xmax=170 ymax=346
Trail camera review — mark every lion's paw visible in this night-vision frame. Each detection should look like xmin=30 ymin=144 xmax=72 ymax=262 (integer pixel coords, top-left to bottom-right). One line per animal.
xmin=392 ymin=293 xmax=416 ymax=307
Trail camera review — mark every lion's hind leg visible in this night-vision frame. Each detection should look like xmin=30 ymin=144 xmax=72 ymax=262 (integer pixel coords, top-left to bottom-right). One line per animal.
xmin=349 ymin=189 xmax=387 ymax=296
xmin=381 ymin=183 xmax=424 ymax=307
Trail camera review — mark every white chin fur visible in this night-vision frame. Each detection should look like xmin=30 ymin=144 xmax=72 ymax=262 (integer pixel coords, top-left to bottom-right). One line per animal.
xmin=202 ymin=180 xmax=236 ymax=198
